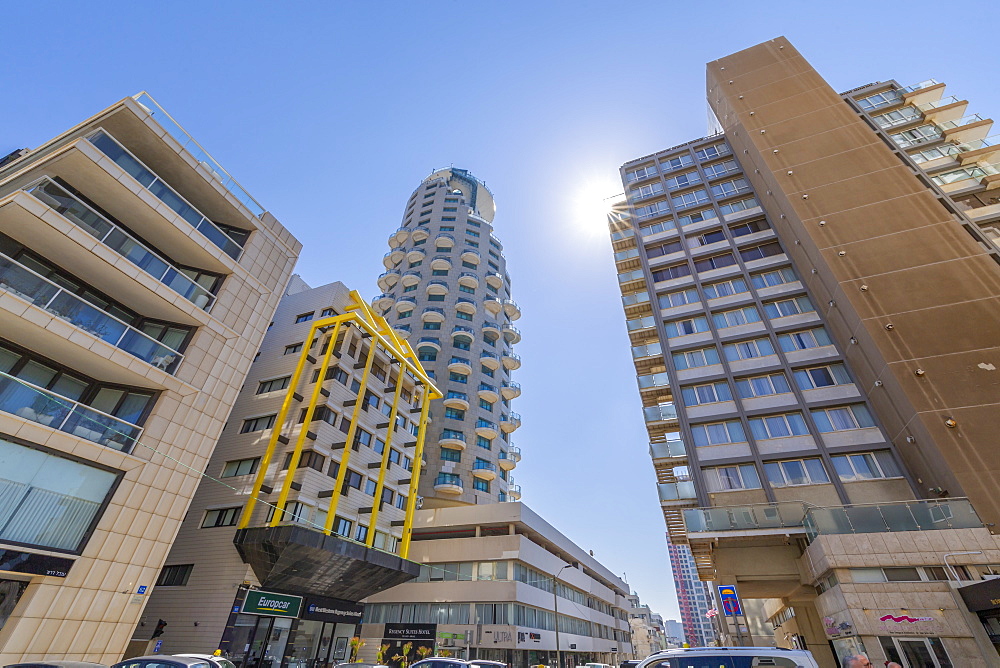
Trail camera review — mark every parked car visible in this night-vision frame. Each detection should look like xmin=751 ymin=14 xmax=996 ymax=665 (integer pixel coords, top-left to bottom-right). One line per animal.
xmin=620 ymin=661 xmax=641 ymax=668
xmin=411 ymin=660 xmax=507 ymax=668
xmin=177 ymin=656 xmax=238 ymax=668
xmin=638 ymin=647 xmax=820 ymax=668
xmin=6 ymin=663 xmax=107 ymax=668
xmin=112 ymin=657 xmax=214 ymax=668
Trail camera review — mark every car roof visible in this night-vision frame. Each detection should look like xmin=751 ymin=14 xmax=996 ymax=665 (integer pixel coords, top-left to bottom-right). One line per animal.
xmin=114 ymin=658 xmax=213 ymax=667
xmin=5 ymin=663 xmax=108 ymax=668
xmin=647 ymin=648 xmax=812 ymax=656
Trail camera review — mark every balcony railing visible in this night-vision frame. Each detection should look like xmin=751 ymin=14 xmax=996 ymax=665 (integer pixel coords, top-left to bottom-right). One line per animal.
xmin=501 ymin=380 xmax=521 ymax=393
xmin=445 ymin=391 xmax=468 ymax=401
xmin=933 ymin=164 xmax=998 ymax=186
xmin=658 ymin=481 xmax=696 ymax=502
xmin=27 ymin=178 xmax=216 ymax=310
xmin=938 ymin=114 xmax=985 ymax=131
xmin=86 ymin=129 xmax=245 ymax=260
xmin=479 ymin=383 xmax=498 ymax=393
xmin=903 ymin=79 xmax=939 ymax=93
xmin=649 ymin=440 xmax=687 ymax=460
xmin=452 ymin=325 xmax=474 ymax=335
xmin=643 ymin=403 xmax=677 ymax=423
xmin=631 ymin=342 xmax=662 ymax=359
xmin=684 ymin=502 xmax=809 ymax=534
xmin=0 ymin=252 xmax=183 ymax=373
xmin=804 ymin=498 xmax=982 ymax=541
xmin=637 ymin=372 xmax=671 ymax=389
xmin=917 ymin=96 xmax=962 ymax=112
xmin=435 ymin=473 xmax=463 ymax=488
xmin=474 ymin=461 xmax=497 ymax=473
xmin=481 ymin=350 xmax=500 ymax=361
xmin=622 ymin=291 xmax=650 ymax=307
xmin=0 ymin=370 xmax=142 ymax=452
xmin=132 ymin=92 xmax=265 ymax=217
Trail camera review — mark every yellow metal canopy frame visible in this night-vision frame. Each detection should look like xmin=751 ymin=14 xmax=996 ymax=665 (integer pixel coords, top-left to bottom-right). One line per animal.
xmin=236 ymin=290 xmax=441 ymax=559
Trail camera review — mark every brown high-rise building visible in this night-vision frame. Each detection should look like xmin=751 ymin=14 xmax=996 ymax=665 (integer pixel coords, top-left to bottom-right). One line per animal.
xmin=610 ymin=38 xmax=1000 ymax=666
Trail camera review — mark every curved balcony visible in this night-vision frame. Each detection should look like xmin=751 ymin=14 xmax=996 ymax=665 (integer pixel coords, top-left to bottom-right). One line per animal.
xmin=417 ymin=337 xmax=441 ymax=352
xmin=458 ymin=272 xmax=480 ymax=289
xmin=411 ymin=228 xmax=430 ymax=242
xmin=430 ymin=255 xmax=452 ymax=270
xmin=456 ymin=297 xmax=477 ymax=314
xmin=438 ymin=432 xmax=466 ymax=450
xmin=501 ymin=351 xmax=521 ymax=370
xmin=0 ymin=252 xmax=183 ymax=374
xmin=472 ymin=460 xmax=498 ymax=481
xmin=485 ymin=271 xmax=504 ymax=288
xmin=480 ymin=350 xmax=501 ymax=370
xmin=500 ymin=412 xmax=521 ymax=433
xmin=498 ymin=446 xmax=520 ymax=471
xmin=394 ymin=296 xmax=416 ymax=312
xmin=448 ymin=356 xmax=473 ymax=375
xmin=443 ymin=391 xmax=470 ymax=411
xmin=502 ymin=299 xmax=522 ymax=321
xmin=452 ymin=325 xmax=475 ymax=337
xmin=477 ymin=382 xmax=499 ymax=403
xmin=501 ymin=380 xmax=521 ymax=400
xmin=388 ymin=227 xmax=409 ymax=248
xmin=406 ymin=248 xmax=426 ymax=263
xmin=435 ymin=233 xmax=456 ymax=247
xmin=482 ymin=321 xmax=501 ymax=338
xmin=502 ymin=323 xmax=521 ymax=344
xmin=383 ymin=248 xmax=404 ymax=269
xmin=377 ymin=269 xmax=401 ymax=291
xmin=400 ymin=270 xmax=423 ymax=286
xmin=475 ymin=419 xmax=499 ymax=440
xmin=508 ymin=484 xmax=522 ymax=500
xmin=461 ymin=248 xmax=481 ymax=264
xmin=373 ymin=293 xmax=395 ymax=311
xmin=393 ymin=324 xmax=411 ymax=339
xmin=434 ymin=473 xmax=464 ymax=494
xmin=426 ymin=280 xmax=449 ymax=295
xmin=483 ymin=296 xmax=503 ymax=315
xmin=421 ymin=307 xmax=445 ymax=322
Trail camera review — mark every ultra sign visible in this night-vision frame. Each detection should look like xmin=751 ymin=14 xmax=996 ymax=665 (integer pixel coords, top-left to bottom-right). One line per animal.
xmin=242 ymin=590 xmax=303 ymax=618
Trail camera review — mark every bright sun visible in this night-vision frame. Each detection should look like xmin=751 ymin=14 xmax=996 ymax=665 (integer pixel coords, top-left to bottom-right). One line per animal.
xmin=568 ymin=173 xmax=625 ymax=243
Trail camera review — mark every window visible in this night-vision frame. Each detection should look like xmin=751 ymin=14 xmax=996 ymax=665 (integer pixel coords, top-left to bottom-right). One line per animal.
xmin=241 ymin=414 xmax=276 ymax=433
xmin=432 ymin=268 xmax=449 ymax=276
xmin=658 ymin=288 xmax=700 ymax=308
xmin=857 ymin=89 xmax=902 ymax=111
xmin=474 ymin=478 xmax=490 ymax=492
xmin=719 ymin=196 xmax=759 ymax=215
xmin=625 ymin=164 xmax=658 ymax=182
xmin=891 ymin=124 xmax=942 ymax=148
xmin=751 ymin=267 xmax=797 ymax=289
xmin=690 ymin=420 xmax=746 ymax=447
xmin=333 ymin=516 xmax=352 ymax=538
xmin=665 ymin=316 xmax=710 ymax=338
xmin=458 ymin=284 xmax=475 ymax=294
xmin=635 ymin=200 xmax=670 ymax=220
xmin=689 ymin=228 xmax=726 ymax=247
xmin=830 ymin=451 xmax=900 ymax=481
xmin=479 ymin=398 xmax=493 ymax=411
xmin=777 ymin=328 xmax=832 ymax=352
xmin=764 ymin=296 xmax=814 ymax=319
xmin=454 ymin=337 xmax=472 ymax=351
xmin=408 ymin=260 xmax=422 ymax=268
xmin=440 ymin=225 xmax=455 ymax=231
xmin=672 ymin=189 xmax=710 ymax=209
xmin=873 ymin=106 xmax=920 ymax=128
xmin=202 ymin=507 xmax=241 ymax=528
xmin=441 ymin=428 xmax=464 ymax=441
xmin=681 ymin=381 xmax=732 ymax=407
xmin=712 ymin=305 xmax=761 ymax=329
xmin=445 ymin=407 xmax=466 ymax=420
xmin=812 ymin=404 xmax=876 ymax=432
xmin=764 ymin=458 xmax=830 ymax=487
xmin=423 ymin=321 xmax=441 ymax=330
xmin=455 ymin=311 xmax=474 ymax=322
xmin=477 ymin=435 xmax=492 ymax=449
xmin=222 ymin=457 xmax=260 ymax=477
xmin=702 ymin=159 xmax=739 ymax=179
xmin=631 ymin=182 xmax=664 ymax=200
xmin=353 ymin=429 xmax=373 ymax=450
xmin=740 ymin=242 xmax=783 ymax=262
xmin=294 ymin=312 xmax=314 ymax=323
xmin=735 ymin=373 xmax=791 ymax=399
xmin=704 ymin=464 xmax=761 ymax=491
xmin=646 ymin=239 xmax=683 ymax=258
xmin=651 ymin=263 xmax=691 ymax=282
xmin=665 ymin=172 xmax=702 ymax=190
xmin=417 ymin=347 xmax=437 ymax=362
xmin=284 ymin=343 xmax=303 ymax=355
xmin=711 ymin=178 xmax=750 ymax=199
xmin=694 ymin=252 xmax=737 ymax=272
xmin=450 ymin=372 xmax=469 ymax=384
xmin=427 ymin=294 xmax=445 ymax=302
xmin=703 ymin=278 xmax=749 ymax=299
xmin=678 ymin=208 xmax=718 ymax=227
xmin=156 ymin=564 xmax=193 ymax=586
xmin=672 ymin=346 xmax=720 ymax=370
xmin=794 ymin=364 xmax=851 ymax=389
xmin=749 ymin=412 xmax=809 ymax=439
xmin=402 ymin=284 xmax=417 ymax=293
xmin=660 ymin=153 xmax=694 ymax=171
xmin=257 ymin=376 xmax=290 ymax=394
xmin=398 ymin=309 xmax=413 ymax=317
xmin=696 ymin=143 xmax=729 ymax=161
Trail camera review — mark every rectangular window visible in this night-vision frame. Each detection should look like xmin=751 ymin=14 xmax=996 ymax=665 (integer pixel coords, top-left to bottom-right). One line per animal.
xmin=651 ymin=263 xmax=691 ymax=282
xmin=696 ymin=144 xmax=730 ymax=161
xmin=631 ymin=182 xmax=664 ymax=200
xmin=222 ymin=457 xmax=260 ymax=477
xmin=777 ymin=328 xmax=832 ymax=352
xmin=634 ymin=200 xmax=670 ymax=220
xmin=444 ymin=407 xmax=466 ymax=420
xmin=660 ymin=153 xmax=694 ymax=172
xmin=423 ymin=321 xmax=441 ymax=330
xmin=711 ymin=178 xmax=750 ymax=199
xmin=333 ymin=516 xmax=352 ymax=538
xmin=257 ymin=376 xmax=291 ymax=394
xmin=735 ymin=373 xmax=791 ymax=399
xmin=857 ymin=89 xmax=902 ymax=111
xmin=712 ymin=305 xmax=761 ymax=329
xmin=456 ymin=311 xmax=473 ymax=321
xmin=646 ymin=239 xmax=683 ymax=258
xmin=793 ymin=364 xmax=852 ymax=390
xmin=722 ymin=336 xmax=776 ymax=361
xmin=477 ymin=435 xmax=492 ymax=449
xmin=665 ymin=316 xmax=710 ymax=338
xmin=702 ymin=159 xmax=739 ymax=179
xmin=740 ymin=242 xmax=784 ymax=262
xmin=432 ymin=268 xmax=449 ymax=276
xmin=703 ymin=278 xmax=749 ymax=299
xmin=719 ymin=196 xmax=758 ymax=215
xmin=658 ymin=288 xmax=700 ymax=308
xmin=625 ymin=164 xmax=658 ymax=182
xmin=427 ymin=294 xmax=445 ymax=302
xmin=156 ymin=564 xmax=193 ymax=586
xmin=764 ymin=458 xmax=830 ymax=487
xmin=811 ymin=404 xmax=876 ymax=432
xmin=458 ymin=284 xmax=475 ymax=294
xmin=474 ymin=478 xmax=490 ymax=492
xmin=450 ymin=372 xmax=469 ymax=384
xmin=830 ymin=450 xmax=900 ymax=481
xmin=479 ymin=398 xmax=493 ymax=411
xmin=694 ymin=253 xmax=737 ymax=272
xmin=681 ymin=381 xmax=733 ymax=407
xmin=749 ymin=412 xmax=809 ymax=439
xmin=441 ymin=447 xmax=462 ymax=462
xmin=403 ymin=285 xmax=417 ymax=293
xmin=665 ymin=172 xmax=702 ymax=190
xmin=353 ymin=429 xmax=373 ymax=450
xmin=672 ymin=346 xmax=721 ymax=370
xmin=202 ymin=507 xmax=241 ymax=528
xmin=241 ymin=414 xmax=276 ymax=433
xmin=691 ymin=420 xmax=746 ymax=447
xmin=689 ymin=228 xmax=726 ymax=247
xmin=284 ymin=343 xmax=303 ymax=355
xmin=672 ymin=189 xmax=710 ymax=209
xmin=295 ymin=312 xmax=314 ymax=323
xmin=763 ymin=296 xmax=815 ymax=319
xmin=678 ymin=208 xmax=718 ymax=228
xmin=704 ymin=464 xmax=761 ymax=491
xmin=440 ymin=226 xmax=455 ymax=231
xmin=751 ymin=267 xmax=797 ymax=289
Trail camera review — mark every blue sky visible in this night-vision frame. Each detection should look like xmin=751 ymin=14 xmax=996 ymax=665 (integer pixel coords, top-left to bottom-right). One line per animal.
xmin=3 ymin=1 xmax=996 ymax=621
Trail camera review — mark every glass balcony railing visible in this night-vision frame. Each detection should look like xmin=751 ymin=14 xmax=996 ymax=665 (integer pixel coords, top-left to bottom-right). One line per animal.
xmin=86 ymin=129 xmax=245 ymax=260
xmin=508 ymin=484 xmax=522 ymax=495
xmin=627 ymin=316 xmax=656 ymax=331
xmin=932 ymin=164 xmax=998 ymax=186
xmin=452 ymin=325 xmax=474 ymax=335
xmin=501 ymin=380 xmax=521 ymax=394
xmin=0 ymin=370 xmax=142 ymax=452
xmin=903 ymin=79 xmax=939 ymax=93
xmin=658 ymin=481 xmax=696 ymax=502
xmin=804 ymin=498 xmax=982 ymax=541
xmin=418 ymin=337 xmax=440 ymax=346
xmin=622 ymin=291 xmax=650 ymax=307
xmin=132 ymin=92 xmax=266 ymax=218
xmin=479 ymin=382 xmax=498 ymax=393
xmin=637 ymin=371 xmax=671 ymax=389
xmin=631 ymin=342 xmax=662 ymax=359
xmin=649 ymin=440 xmax=687 ymax=460
xmin=917 ymin=96 xmax=962 ymax=112
xmin=643 ymin=403 xmax=678 ymax=423
xmin=0 ymin=252 xmax=183 ymax=373
xmin=435 ymin=473 xmax=463 ymax=488
xmin=26 ymin=178 xmax=216 ymax=310
xmin=449 ymin=356 xmax=471 ymax=366
xmin=483 ymin=321 xmax=500 ymax=331
xmin=684 ymin=502 xmax=809 ymax=534
xmin=474 ymin=461 xmax=497 ymax=473
xmin=618 ymin=269 xmax=644 ymax=284
xmin=445 ymin=391 xmax=468 ymax=401
xmin=938 ymin=114 xmax=986 ymax=131
xmin=909 ymin=143 xmax=964 ymax=164
xmin=955 ymin=135 xmax=1000 ymax=153
xmin=481 ymin=350 xmax=500 ymax=361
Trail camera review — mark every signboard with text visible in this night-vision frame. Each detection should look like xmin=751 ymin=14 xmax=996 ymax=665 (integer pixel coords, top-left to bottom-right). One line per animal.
xmin=242 ymin=590 xmax=302 ymax=618
xmin=717 ymin=585 xmax=743 ymax=616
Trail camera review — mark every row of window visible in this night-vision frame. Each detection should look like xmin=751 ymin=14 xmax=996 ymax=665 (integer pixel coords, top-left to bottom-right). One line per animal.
xmin=650 ymin=239 xmax=783 ymax=284
xmin=691 ymin=403 xmax=876 ymax=447
xmin=664 ymin=294 xmax=816 ymax=340
xmin=703 ymin=450 xmax=901 ymax=492
xmin=624 ymin=143 xmax=732 ymax=183
xmin=656 ymin=267 xmax=798 ymax=310
xmin=670 ymin=326 xmax=834 ymax=373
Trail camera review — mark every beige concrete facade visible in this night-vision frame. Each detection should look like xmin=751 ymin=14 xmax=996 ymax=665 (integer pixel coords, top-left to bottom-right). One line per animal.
xmin=0 ymin=94 xmax=299 ymax=662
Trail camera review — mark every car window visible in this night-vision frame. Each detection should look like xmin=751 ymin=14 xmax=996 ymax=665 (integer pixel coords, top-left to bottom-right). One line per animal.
xmin=650 ymin=659 xmax=737 ymax=668
xmin=215 ymin=661 xmax=238 ymax=668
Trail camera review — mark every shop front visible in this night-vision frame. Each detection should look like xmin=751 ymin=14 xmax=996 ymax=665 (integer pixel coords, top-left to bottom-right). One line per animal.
xmin=959 ymin=578 xmax=1000 ymax=662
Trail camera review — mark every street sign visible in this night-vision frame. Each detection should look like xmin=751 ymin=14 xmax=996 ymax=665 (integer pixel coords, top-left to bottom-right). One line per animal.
xmin=153 ymin=640 xmax=163 ymax=653
xmin=717 ymin=584 xmax=743 ymax=616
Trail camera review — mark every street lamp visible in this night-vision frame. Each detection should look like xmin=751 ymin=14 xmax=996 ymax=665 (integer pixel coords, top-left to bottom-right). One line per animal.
xmin=553 ymin=563 xmax=574 ymax=668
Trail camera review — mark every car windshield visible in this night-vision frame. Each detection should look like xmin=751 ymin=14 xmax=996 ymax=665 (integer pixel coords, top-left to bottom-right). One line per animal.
xmin=215 ymin=661 xmax=238 ymax=668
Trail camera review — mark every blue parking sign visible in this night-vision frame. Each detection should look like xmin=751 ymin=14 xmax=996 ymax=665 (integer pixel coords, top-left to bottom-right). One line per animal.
xmin=717 ymin=584 xmax=742 ymax=616
xmin=153 ymin=640 xmax=163 ymax=653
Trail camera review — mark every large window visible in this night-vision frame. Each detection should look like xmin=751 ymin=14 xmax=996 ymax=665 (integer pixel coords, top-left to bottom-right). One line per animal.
xmin=221 ymin=457 xmax=260 ymax=477
xmin=672 ymin=347 xmax=720 ymax=370
xmin=764 ymin=458 xmax=829 ymax=487
xmin=794 ymin=364 xmax=852 ymax=390
xmin=763 ymin=296 xmax=815 ymax=320
xmin=202 ymin=507 xmax=241 ymax=528
xmin=661 ymin=153 xmax=695 ymax=171
xmin=777 ymin=328 xmax=832 ymax=352
xmin=811 ymin=404 xmax=876 ymax=432
xmin=651 ymin=263 xmax=691 ymax=282
xmin=749 ymin=412 xmax=809 ymax=439
xmin=751 ymin=267 xmax=797 ymax=289
xmin=723 ymin=337 xmax=776 ymax=361
xmin=156 ymin=564 xmax=194 ymax=586
xmin=658 ymin=288 xmax=700 ymax=309
xmin=703 ymin=278 xmax=749 ymax=299
xmin=665 ymin=316 xmax=710 ymax=338
xmin=0 ymin=437 xmax=119 ymax=552
xmin=712 ymin=306 xmax=761 ymax=329
xmin=256 ymin=376 xmax=290 ymax=394
xmin=690 ymin=420 xmax=746 ymax=447
xmin=241 ymin=414 xmax=276 ymax=433
xmin=694 ymin=252 xmax=737 ymax=272
xmin=680 ymin=381 xmax=732 ymax=407
xmin=672 ymin=189 xmax=710 ymax=209
xmin=666 ymin=172 xmax=702 ymax=190
xmin=735 ymin=373 xmax=791 ymax=399
xmin=704 ymin=464 xmax=761 ymax=492
xmin=830 ymin=451 xmax=901 ymax=481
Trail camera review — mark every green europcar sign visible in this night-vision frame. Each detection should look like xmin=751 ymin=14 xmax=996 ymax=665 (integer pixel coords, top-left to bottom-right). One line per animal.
xmin=242 ymin=590 xmax=303 ymax=618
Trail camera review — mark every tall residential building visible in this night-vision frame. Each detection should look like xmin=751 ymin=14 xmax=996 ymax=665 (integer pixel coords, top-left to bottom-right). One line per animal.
xmin=375 ymin=168 xmax=522 ymax=507
xmin=139 ymin=279 xmax=439 ymax=663
xmin=358 ymin=503 xmax=634 ymax=668
xmin=610 ymin=38 xmax=1000 ymax=667
xmin=0 ymin=93 xmax=299 ymax=662
xmin=665 ymin=539 xmax=714 ymax=647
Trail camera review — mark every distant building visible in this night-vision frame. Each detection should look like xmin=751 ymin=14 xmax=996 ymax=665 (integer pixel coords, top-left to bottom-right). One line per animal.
xmin=666 ymin=539 xmax=715 ymax=647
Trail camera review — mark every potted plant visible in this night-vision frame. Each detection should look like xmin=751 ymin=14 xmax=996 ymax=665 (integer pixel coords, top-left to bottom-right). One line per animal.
xmin=376 ymin=644 xmax=390 ymax=665
xmin=393 ymin=641 xmax=413 ymax=668
xmin=416 ymin=646 xmax=433 ymax=661
xmin=349 ymin=637 xmax=366 ymax=663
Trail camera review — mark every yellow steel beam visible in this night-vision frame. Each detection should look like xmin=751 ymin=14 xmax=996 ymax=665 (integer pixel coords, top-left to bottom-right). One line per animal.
xmin=399 ymin=392 xmax=432 ymax=559
xmin=365 ymin=361 xmax=405 ymax=547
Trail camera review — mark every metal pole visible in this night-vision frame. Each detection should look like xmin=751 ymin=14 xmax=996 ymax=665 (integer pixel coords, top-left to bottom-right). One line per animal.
xmin=553 ymin=564 xmax=571 ymax=668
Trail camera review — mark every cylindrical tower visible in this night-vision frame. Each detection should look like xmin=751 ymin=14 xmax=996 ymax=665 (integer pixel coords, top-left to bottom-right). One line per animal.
xmin=375 ymin=168 xmax=522 ymax=507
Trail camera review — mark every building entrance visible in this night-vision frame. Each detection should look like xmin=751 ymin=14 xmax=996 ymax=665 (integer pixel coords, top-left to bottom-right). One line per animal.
xmin=230 ymin=614 xmax=293 ymax=668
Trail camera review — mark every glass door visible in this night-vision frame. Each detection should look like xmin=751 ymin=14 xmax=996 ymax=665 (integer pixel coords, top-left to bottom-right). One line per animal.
xmin=890 ymin=637 xmax=952 ymax=668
